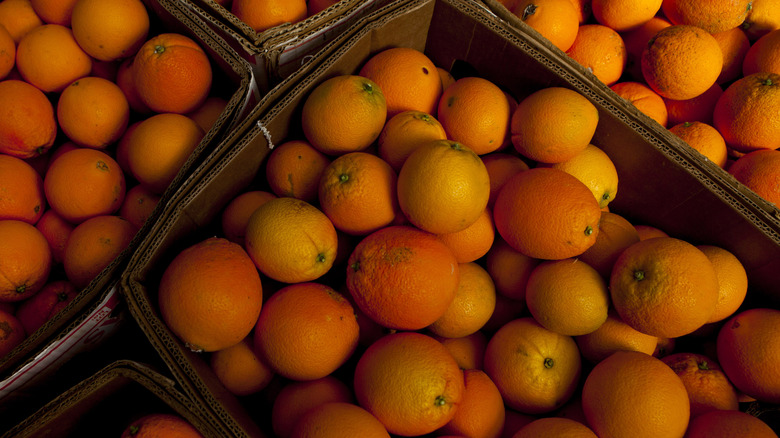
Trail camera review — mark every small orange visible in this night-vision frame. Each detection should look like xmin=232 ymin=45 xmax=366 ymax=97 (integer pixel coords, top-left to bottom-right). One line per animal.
xmin=377 ymin=110 xmax=447 ymax=172
xmin=35 ymin=209 xmax=73 ymax=264
xmin=116 ymin=57 xmax=151 ymax=114
xmin=264 ymin=140 xmax=330 ymax=202
xmin=437 ymin=207 xmax=495 ymax=263
xmin=743 ymin=28 xmax=780 ymax=76
xmin=271 ymin=376 xmax=355 ymax=438
xmin=290 ymin=402 xmax=390 ymax=438
xmin=231 ymin=0 xmax=307 ymax=33
xmin=669 ymin=121 xmax=728 ymax=168
xmin=70 ymin=0 xmax=150 ymax=61
xmin=661 ymin=352 xmax=740 ymax=418
xmin=186 ymin=96 xmax=227 ymax=133
xmin=119 ymin=413 xmax=203 ymax=438
xmin=56 ymin=76 xmax=130 ymax=149
xmin=728 ymin=149 xmax=780 ymax=207
xmin=438 ymin=369 xmax=506 ymax=438
xmin=0 ymin=79 xmax=57 ymax=159
xmin=0 ymin=308 xmax=25 ymax=358
xmin=433 ymin=331 xmax=488 ymax=370
xmin=428 ymin=262 xmax=496 ymax=338
xmin=0 ymin=0 xmax=43 ymax=43
xmin=0 ymin=219 xmax=51 ymax=302
xmin=0 ymin=24 xmax=14 ymax=79
xmin=482 ymin=293 xmax=527 ymax=334
xmin=591 ymin=0 xmax=662 ymax=32
xmin=0 ymin=154 xmax=45 ymax=224
xmin=481 ymin=152 xmax=530 ymax=208
xmin=209 ymin=336 xmax=273 ymax=397
xmin=539 ymin=143 xmax=619 ymax=209
xmin=510 ymin=0 xmax=580 ymax=52
xmin=621 ymin=16 xmax=671 ymax=82
xmin=713 ymin=27 xmax=750 ymax=84
xmin=741 ymin=0 xmax=780 ymax=41
xmin=220 ymin=190 xmax=276 ymax=246
xmin=484 ymin=236 xmax=540 ymax=301
xmin=686 ymin=409 xmax=779 ymax=438
xmin=15 ymin=24 xmax=92 ymax=93
xmin=15 ymin=279 xmax=78 ymax=335
xmin=119 ymin=184 xmax=161 ymax=230
xmin=437 ymin=67 xmax=456 ymax=90
xmin=578 ymin=211 xmax=640 ymax=279
xmin=609 ymin=81 xmax=668 ymax=127
xmin=574 ymin=309 xmax=659 ymax=363
xmin=661 ymin=0 xmax=753 ymax=34
xmin=714 ymin=73 xmax=780 ymax=153
xmin=29 ymin=0 xmax=77 ymax=25
xmin=664 ymin=82 xmax=723 ymax=127
xmin=513 ymin=417 xmax=598 ymax=438
xmin=565 ymin=24 xmax=627 ymax=86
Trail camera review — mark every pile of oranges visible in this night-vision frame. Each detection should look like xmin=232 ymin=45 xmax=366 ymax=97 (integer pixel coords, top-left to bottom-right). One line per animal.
xmin=155 ymin=43 xmax=780 ymax=437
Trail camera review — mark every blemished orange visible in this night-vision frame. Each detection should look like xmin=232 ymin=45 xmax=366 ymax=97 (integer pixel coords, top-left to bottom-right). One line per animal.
xmin=210 ymin=335 xmax=273 ymax=396
xmin=510 ymin=0 xmax=580 ymax=52
xmin=70 ymin=0 xmax=150 ymax=61
xmin=301 ymin=75 xmax=387 ymax=155
xmin=133 ymin=32 xmax=213 ymax=114
xmin=434 ymin=331 xmax=488 ymax=370
xmin=484 ymin=236 xmax=540 ymax=301
xmin=669 ymin=121 xmax=728 ymax=168
xmin=358 ymin=47 xmax=442 ymax=119
xmin=728 ymin=149 xmax=780 ymax=207
xmin=186 ymin=96 xmax=227 ymax=133
xmin=119 ymin=413 xmax=204 ymax=438
xmin=610 ymin=81 xmax=668 ymax=127
xmin=574 ymin=309 xmax=659 ymax=363
xmin=15 ymin=24 xmax=92 ymax=93
xmin=116 ymin=57 xmax=151 ymax=114
xmin=641 ymin=25 xmax=723 ymax=101
xmin=220 ymin=190 xmax=276 ymax=246
xmin=621 ymin=16 xmax=671 ymax=82
xmin=124 ymin=112 xmax=205 ymax=194
xmin=377 ymin=110 xmax=447 ymax=172
xmin=686 ymin=409 xmax=779 ymax=438
xmin=0 ymin=79 xmax=57 ymax=159
xmin=29 ymin=0 xmax=77 ymax=25
xmin=540 ymin=143 xmax=619 ymax=209
xmin=428 ymin=262 xmax=496 ymax=338
xmin=493 ymin=167 xmax=601 ymax=260
xmin=290 ymin=402 xmax=390 ymax=438
xmin=0 ymin=154 xmax=45 ymax=224
xmin=661 ymin=352 xmax=739 ymax=418
xmin=0 ymin=25 xmax=14 ymax=79
xmin=318 ymin=151 xmax=399 ymax=236
xmin=346 ymin=225 xmax=459 ymax=330
xmin=158 ymin=237 xmax=263 ymax=352
xmin=582 ymin=350 xmax=690 ymax=438
xmin=0 ymin=0 xmax=42 ymax=43
xmin=397 ymin=139 xmax=490 ymax=234
xmin=579 ymin=211 xmax=640 ymax=279
xmin=565 ymin=24 xmax=627 ymax=86
xmin=717 ymin=308 xmax=780 ymax=403
xmin=512 ymin=417 xmax=598 ymax=438
xmin=591 ymin=0 xmax=661 ymax=32
xmin=744 ymin=29 xmax=780 ymax=78
xmin=62 ymin=214 xmax=136 ymax=289
xmin=713 ymin=27 xmax=750 ymax=84
xmin=437 ymin=207 xmax=495 ymax=263
xmin=119 ymin=184 xmax=161 ymax=230
xmin=0 ymin=220 xmax=51 ymax=302
xmin=0 ymin=308 xmax=25 ymax=358
xmin=438 ymin=369 xmax=505 ymax=438
xmin=265 ymin=140 xmax=330 ymax=202
xmin=525 ymin=258 xmax=609 ymax=336
xmin=56 ymin=76 xmax=130 ymax=149
xmin=715 ymin=73 xmax=780 ymax=153
xmin=272 ymin=376 xmax=356 ymax=438
xmin=661 ymin=0 xmax=752 ymax=34
xmin=437 ymin=76 xmax=511 ymax=155
xmin=741 ymin=0 xmax=780 ymax=41
xmin=353 ymin=332 xmax=465 ymax=436
xmin=15 ymin=279 xmax=78 ymax=335
xmin=510 ymin=86 xmax=599 ymax=163
xmin=35 ymin=209 xmax=73 ymax=264
xmin=484 ymin=317 xmax=581 ymax=414
xmin=231 ymin=0 xmax=307 ymax=33
xmin=482 ymin=152 xmax=530 ymax=208
xmin=664 ymin=82 xmax=723 ymax=126
xmin=244 ymin=197 xmax=338 ymax=283
xmin=609 ymin=236 xmax=720 ymax=338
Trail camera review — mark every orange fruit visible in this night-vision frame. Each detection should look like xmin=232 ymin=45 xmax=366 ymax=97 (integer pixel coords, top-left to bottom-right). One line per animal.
xmin=35 ymin=208 xmax=73 ymax=264
xmin=231 ymin=0 xmax=307 ymax=33
xmin=484 ymin=317 xmax=581 ymax=414
xmin=301 ymin=74 xmax=387 ymax=155
xmin=565 ymin=24 xmax=627 ymax=86
xmin=428 ymin=262 xmax=496 ymax=338
xmin=209 ymin=336 xmax=273 ymax=396
xmin=397 ymin=139 xmax=490 ymax=234
xmin=264 ymin=139 xmax=330 ymax=202
xmin=728 ymin=149 xmax=780 ymax=206
xmin=220 ymin=190 xmax=276 ymax=246
xmin=158 ymin=237 xmax=263 ymax=352
xmin=70 ymin=0 xmax=149 ymax=61
xmin=377 ymin=110 xmax=447 ymax=172
xmin=582 ymin=350 xmax=690 ymax=438
xmin=578 ymin=211 xmax=640 ymax=279
xmin=438 ymin=369 xmax=505 ymax=438
xmin=0 ymin=154 xmax=45 ymax=224
xmin=353 ymin=331 xmax=465 ymax=436
xmin=641 ymin=24 xmax=723 ymax=101
xmin=481 ymin=152 xmax=530 ymax=208
xmin=43 ymin=148 xmax=126 ymax=224
xmin=493 ymin=167 xmax=601 ymax=260
xmin=0 ymin=79 xmax=57 ymax=159
xmin=244 ymin=197 xmax=338 ymax=283
xmin=744 ymin=29 xmax=780 ymax=78
xmin=0 ymin=308 xmax=25 ymax=358
xmin=133 ymin=32 xmax=213 ymax=114
xmin=437 ymin=67 xmax=456 ymax=90
xmin=621 ymin=16 xmax=672 ymax=82
xmin=715 ymin=72 xmax=780 ymax=153
xmin=686 ymin=409 xmax=779 ymax=438
xmin=272 ymin=376 xmax=355 ymax=438
xmin=513 ymin=417 xmax=598 ymax=438
xmin=0 ymin=219 xmax=51 ymax=302
xmin=318 ymin=151 xmax=399 ymax=236
xmin=609 ymin=236 xmax=720 ymax=338
xmin=661 ymin=352 xmax=739 ymax=418
xmin=290 ymin=402 xmax=390 ymax=438
xmin=539 ymin=143 xmax=619 ymax=209
xmin=116 ymin=57 xmax=151 ymax=114
xmin=62 ymin=214 xmax=136 ymax=289
xmin=510 ymin=86 xmax=599 ymax=164
xmin=484 ymin=235 xmax=540 ymax=301
xmin=119 ymin=184 xmax=161 ymax=230
xmin=661 ymin=0 xmax=753 ymax=34
xmin=119 ymin=413 xmax=203 ymax=438
xmin=741 ymin=0 xmax=780 ymax=41
xmin=436 ymin=76 xmax=511 ymax=155
xmin=358 ymin=47 xmax=442 ymax=119
xmin=433 ymin=331 xmax=488 ymax=370
xmin=0 ymin=24 xmax=14 ymax=80
xmin=29 ymin=0 xmax=77 ymax=25
xmin=668 ymin=121 xmax=728 ymax=168
xmin=713 ymin=27 xmax=750 ymax=84
xmin=591 ymin=0 xmax=662 ymax=32
xmin=664 ymin=82 xmax=723 ymax=126
xmin=609 ymin=81 xmax=668 ymax=127
xmin=525 ymin=258 xmax=609 ymax=336
xmin=0 ymin=0 xmax=43 ymax=43
xmin=15 ymin=24 xmax=92 ymax=93
xmin=717 ymin=307 xmax=780 ymax=403
xmin=482 ymin=293 xmax=527 ymax=334
xmin=56 ymin=76 xmax=130 ymax=149
xmin=186 ymin=96 xmax=227 ymax=133
xmin=15 ymin=280 xmax=78 ymax=336
xmin=346 ymin=225 xmax=459 ymax=330
xmin=510 ymin=0 xmax=580 ymax=52
xmin=574 ymin=309 xmax=658 ymax=363
xmin=437 ymin=207 xmax=495 ymax=263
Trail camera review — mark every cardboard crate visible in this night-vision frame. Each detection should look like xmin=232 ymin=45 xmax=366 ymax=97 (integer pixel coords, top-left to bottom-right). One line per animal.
xmin=122 ymin=0 xmax=780 ymax=436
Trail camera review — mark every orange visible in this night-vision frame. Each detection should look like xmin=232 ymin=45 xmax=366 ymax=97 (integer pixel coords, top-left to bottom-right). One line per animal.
xmin=582 ymin=350 xmax=690 ymax=438
xmin=482 ymin=293 xmax=527 ymax=334
xmin=244 ymin=197 xmax=338 ymax=283
xmin=56 ymin=76 xmax=130 ymax=149
xmin=119 ymin=413 xmax=203 ymax=438
xmin=377 ymin=110 xmax=447 ymax=172
xmin=591 ymin=0 xmax=661 ymax=32
xmin=290 ymin=402 xmax=390 ymax=438
xmin=609 ymin=236 xmax=720 ymax=338
xmin=272 ymin=376 xmax=355 ymax=438
xmin=668 ymin=121 xmax=728 ymax=168
xmin=661 ymin=0 xmax=753 ymax=34
xmin=437 ymin=67 xmax=456 ymax=90
xmin=661 ymin=352 xmax=739 ymax=418
xmin=574 ymin=309 xmax=658 ymax=363
xmin=493 ymin=167 xmax=601 ymax=260
xmin=481 ymin=152 xmax=530 ymax=208
xmin=397 ymin=139 xmax=490 ymax=234
xmin=358 ymin=47 xmax=442 ymax=119
xmin=484 ymin=236 xmax=540 ymax=300
xmin=717 ymin=308 xmax=780 ymax=403
xmin=119 ymin=184 xmax=161 ymax=230
xmin=62 ymin=214 xmax=136 ymax=289
xmin=15 ymin=24 xmax=92 ymax=93
xmin=70 ymin=0 xmax=149 ymax=61
xmin=654 ymin=336 xmax=676 ymax=358
xmin=641 ymin=25 xmax=723 ymax=101
xmin=264 ymin=139 xmax=330 ymax=202
xmin=741 ymin=0 xmax=780 ymax=41
xmin=0 ymin=308 xmax=25 ymax=358
xmin=0 ymin=0 xmax=42 ymax=43
xmin=0 ymin=79 xmax=57 ymax=159
xmin=664 ymin=82 xmax=723 ymax=126
xmin=318 ymin=151 xmax=399 ymax=236
xmin=686 ymin=409 xmax=779 ymax=438
xmin=513 ymin=417 xmax=598 ymax=438
xmin=0 ymin=154 xmax=45 ymax=224
xmin=158 ymin=237 xmax=263 ymax=352
xmin=353 ymin=332 xmax=465 ymax=436
xmin=438 ymin=369 xmax=505 ymax=438
xmin=713 ymin=27 xmax=750 ymax=84
xmin=124 ymin=112 xmax=204 ymax=194
xmin=220 ymin=190 xmax=276 ymax=246
xmin=744 ymin=28 xmax=780 ymax=76
xmin=539 ymin=143 xmax=619 ymax=209
xmin=133 ymin=33 xmax=213 ymax=114
xmin=500 ymin=410 xmax=538 ymax=438
xmin=186 ymin=96 xmax=227 ymax=133
xmin=346 ymin=225 xmax=459 ymax=330
xmin=35 ymin=209 xmax=73 ymax=264
xmin=116 ymin=57 xmax=150 ymax=114
xmin=525 ymin=258 xmax=609 ymax=336
xmin=231 ymin=0 xmax=307 ymax=33
xmin=43 ymin=148 xmax=126 ymax=224
xmin=609 ymin=81 xmax=668 ymax=127
xmin=510 ymin=86 xmax=599 ymax=163
xmin=15 ymin=280 xmax=78 ymax=335
xmin=301 ymin=74 xmax=387 ymax=155
xmin=484 ymin=317 xmax=581 ymax=414
xmin=565 ymin=24 xmax=627 ymax=86
xmin=437 ymin=76 xmax=511 ymax=155
xmin=579 ymin=211 xmax=640 ymax=279
xmin=209 ymin=336 xmax=273 ymax=396
xmin=509 ymin=0 xmax=580 ymax=52
xmin=621 ymin=16 xmax=671 ymax=82
xmin=428 ymin=262 xmax=496 ymax=338
xmin=29 ymin=0 xmax=77 ymax=25
xmin=433 ymin=331 xmax=488 ymax=370
xmin=0 ymin=220 xmax=51 ymax=302
xmin=714 ymin=72 xmax=780 ymax=153
xmin=728 ymin=149 xmax=780 ymax=207
xmin=437 ymin=207 xmax=495 ymax=263
xmin=0 ymin=24 xmax=14 ymax=80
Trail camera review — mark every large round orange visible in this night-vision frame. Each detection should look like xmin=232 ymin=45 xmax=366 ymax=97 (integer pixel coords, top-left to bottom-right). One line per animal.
xmin=609 ymin=81 xmax=668 ymax=127
xmin=119 ymin=413 xmax=203 ymax=438
xmin=377 ymin=110 xmax=447 ymax=172
xmin=741 ymin=0 xmax=780 ymax=41
xmin=0 ymin=308 xmax=26 ymax=358
xmin=264 ymin=139 xmax=330 ymax=202
xmin=353 ymin=332 xmax=465 ymax=436
xmin=56 ymin=76 xmax=130 ymax=149
xmin=437 ymin=369 xmax=505 ymax=438
xmin=484 ymin=317 xmax=581 ymax=414
xmin=0 ymin=79 xmax=57 ymax=159
xmin=15 ymin=24 xmax=92 ymax=93
xmin=158 ymin=237 xmax=263 ymax=352
xmin=591 ymin=0 xmax=662 ymax=32
xmin=0 ymin=219 xmax=52 ymax=302
xmin=510 ymin=0 xmax=580 ymax=52
xmin=661 ymin=352 xmax=739 ymax=418
xmin=661 ymin=0 xmax=752 ymax=34
xmin=0 ymin=24 xmax=14 ymax=79
xmin=668 ymin=121 xmax=728 ymax=168
xmin=230 ymin=0 xmax=307 ymax=33
xmin=728 ymin=149 xmax=780 ymax=208
xmin=0 ymin=154 xmax=45 ymax=224
xmin=290 ymin=402 xmax=390 ymax=438
xmin=70 ymin=0 xmax=149 ymax=61
xmin=713 ymin=72 xmax=780 ymax=153
xmin=0 ymin=0 xmax=43 ymax=43
xmin=686 ymin=409 xmax=779 ymax=438
xmin=578 ymin=211 xmax=640 ymax=280
xmin=744 ymin=29 xmax=780 ymax=77
xmin=346 ymin=225 xmax=459 ymax=330
xmin=565 ymin=24 xmax=627 ymax=86
xmin=209 ymin=336 xmax=273 ymax=397
xmin=271 ymin=376 xmax=355 ymax=438
xmin=513 ymin=417 xmax=598 ymax=438
xmin=582 ymin=350 xmax=690 ymax=438
xmin=427 ymin=262 xmax=496 ymax=339
xmin=574 ymin=310 xmax=658 ymax=364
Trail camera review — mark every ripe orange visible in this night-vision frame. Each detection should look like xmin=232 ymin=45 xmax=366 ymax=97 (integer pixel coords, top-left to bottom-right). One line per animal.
xmin=510 ymin=86 xmax=599 ymax=163
xmin=437 ymin=207 xmax=495 ymax=263
xmin=220 ymin=190 xmax=276 ymax=246
xmin=264 ymin=139 xmax=330 ymax=202
xmin=116 ymin=57 xmax=151 ymax=114
xmin=433 ymin=331 xmax=488 ymax=370
xmin=621 ymin=16 xmax=671 ymax=82
xmin=15 ymin=280 xmax=78 ymax=336
xmin=15 ymin=24 xmax=92 ymax=93
xmin=661 ymin=0 xmax=753 ymax=34
xmin=158 ymin=237 xmax=263 ymax=352
xmin=713 ymin=27 xmax=750 ymax=84
xmin=0 ymin=24 xmax=14 ymax=79
xmin=539 ymin=143 xmax=619 ymax=209
xmin=353 ymin=332 xmax=465 ymax=436
xmin=510 ymin=0 xmax=580 ymax=52
xmin=661 ymin=352 xmax=740 ymax=418
xmin=301 ymin=75 xmax=387 ymax=155
xmin=377 ymin=110 xmax=447 ymax=172
xmin=513 ymin=417 xmax=598 ymax=438
xmin=668 ymin=121 xmax=728 ymax=168
xmin=715 ymin=73 xmax=780 ymax=153
xmin=29 ymin=0 xmax=77 ymax=25
xmin=0 ymin=308 xmax=25 ymax=358
xmin=437 ymin=67 xmax=456 ymax=90
xmin=609 ymin=81 xmax=668 ymax=127
xmin=119 ymin=184 xmax=161 ymax=230
xmin=0 ymin=220 xmax=51 ymax=302
xmin=565 ymin=24 xmax=627 ymax=86
xmin=290 ymin=402 xmax=390 ymax=438
xmin=438 ymin=369 xmax=505 ymax=438
xmin=0 ymin=0 xmax=43 ymax=43
xmin=187 ymin=96 xmax=227 ymax=133
xmin=271 ymin=376 xmax=355 ymax=438
xmin=664 ymin=82 xmax=723 ymax=127
xmin=209 ymin=335 xmax=273 ymax=396
xmin=428 ymin=262 xmax=496 ymax=338
xmin=741 ymin=0 xmax=780 ymax=41
xmin=481 ymin=152 xmax=530 ymax=208
xmin=484 ymin=236 xmax=540 ymax=301
xmin=574 ymin=309 xmax=659 ymax=363
xmin=119 ymin=413 xmax=203 ymax=438
xmin=70 ymin=0 xmax=150 ymax=61
xmin=744 ymin=29 xmax=780 ymax=77
xmin=591 ymin=0 xmax=662 ymax=32
xmin=685 ymin=409 xmax=779 ymax=438
xmin=0 ymin=79 xmax=57 ymax=159
xmin=35 ymin=209 xmax=73 ymax=264
xmin=581 ymin=350 xmax=690 ymax=438
xmin=578 ymin=211 xmax=641 ymax=279
xmin=727 ymin=149 xmax=780 ymax=208
xmin=482 ymin=293 xmax=527 ymax=334
xmin=0 ymin=154 xmax=45 ymax=224
xmin=56 ymin=76 xmax=130 ymax=149
xmin=231 ymin=0 xmax=307 ymax=33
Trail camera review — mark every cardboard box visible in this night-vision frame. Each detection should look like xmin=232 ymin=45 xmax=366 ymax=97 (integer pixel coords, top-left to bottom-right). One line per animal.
xmin=122 ymin=0 xmax=780 ymax=435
